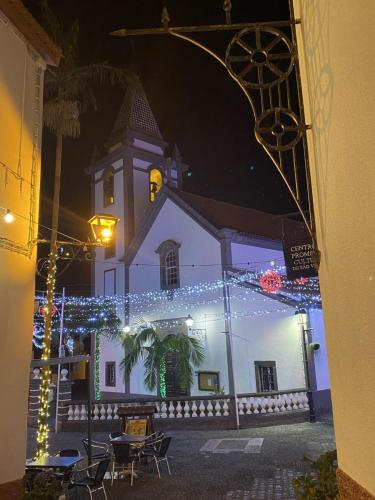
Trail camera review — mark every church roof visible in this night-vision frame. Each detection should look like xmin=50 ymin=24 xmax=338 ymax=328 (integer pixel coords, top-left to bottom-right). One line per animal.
xmin=0 ymin=0 xmax=61 ymax=66
xmin=172 ymin=189 xmax=307 ymax=241
xmin=127 ymin=186 xmax=309 ymax=268
xmin=106 ymin=80 xmax=163 ymax=147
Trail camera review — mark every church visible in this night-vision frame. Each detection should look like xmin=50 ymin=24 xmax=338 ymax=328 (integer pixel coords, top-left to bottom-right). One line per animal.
xmin=86 ymin=81 xmax=330 ymax=414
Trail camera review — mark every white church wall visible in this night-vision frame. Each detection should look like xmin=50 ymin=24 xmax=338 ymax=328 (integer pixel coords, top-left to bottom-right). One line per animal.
xmin=228 ymin=283 xmax=306 ymax=393
xmin=99 ymin=336 xmax=126 ymax=393
xmin=309 ymin=308 xmax=330 ymax=391
xmin=133 ymin=138 xmax=164 ymax=155
xmin=130 ymin=198 xmax=222 ymax=292
xmin=94 ymin=164 xmax=125 ymax=297
xmin=133 ymin=158 xmax=152 ymax=232
xmin=129 ymin=198 xmax=227 ymax=396
xmin=231 ymin=242 xmax=284 ymax=273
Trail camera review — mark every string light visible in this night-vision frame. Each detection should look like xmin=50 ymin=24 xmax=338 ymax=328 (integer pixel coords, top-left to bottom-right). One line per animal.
xmin=35 ymin=250 xmax=58 ymax=459
xmin=159 ymin=357 xmax=166 ymax=398
xmin=95 ymin=333 xmax=100 ymax=400
xmin=4 ymin=209 xmax=14 ymax=223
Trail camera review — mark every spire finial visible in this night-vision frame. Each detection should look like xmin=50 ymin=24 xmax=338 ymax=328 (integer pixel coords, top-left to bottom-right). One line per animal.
xmin=223 ymin=0 xmax=232 ymax=24
xmin=161 ymin=6 xmax=170 ymax=29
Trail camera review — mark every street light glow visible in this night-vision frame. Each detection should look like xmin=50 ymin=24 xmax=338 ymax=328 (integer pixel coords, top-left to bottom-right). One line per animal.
xmin=101 ymin=227 xmax=112 ymax=240
xmin=185 ymin=314 xmax=194 ymax=328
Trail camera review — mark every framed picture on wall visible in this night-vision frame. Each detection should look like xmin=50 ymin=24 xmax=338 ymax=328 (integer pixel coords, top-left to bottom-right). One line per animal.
xmin=198 ymin=371 xmax=220 ymax=391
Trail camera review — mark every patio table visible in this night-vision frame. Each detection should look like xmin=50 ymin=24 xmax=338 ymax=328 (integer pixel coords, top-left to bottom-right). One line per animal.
xmin=26 ymin=456 xmax=83 ymax=469
xmin=110 ymin=434 xmax=146 ymax=444
xmin=110 ymin=434 xmax=146 ymax=481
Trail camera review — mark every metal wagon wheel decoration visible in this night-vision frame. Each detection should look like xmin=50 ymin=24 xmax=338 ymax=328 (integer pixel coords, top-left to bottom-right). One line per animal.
xmin=255 ymin=107 xmax=303 ymax=152
xmin=225 ymin=26 xmax=295 ymax=89
xmin=109 ymin=1 xmax=320 ymax=257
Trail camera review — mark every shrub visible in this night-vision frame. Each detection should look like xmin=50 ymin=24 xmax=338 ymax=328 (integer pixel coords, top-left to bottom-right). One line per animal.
xmin=291 ymin=450 xmax=339 ymax=500
xmin=23 ymin=470 xmax=63 ymax=500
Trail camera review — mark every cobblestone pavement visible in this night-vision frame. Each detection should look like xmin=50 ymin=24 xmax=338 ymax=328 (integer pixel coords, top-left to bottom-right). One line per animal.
xmin=27 ymin=421 xmax=335 ymax=499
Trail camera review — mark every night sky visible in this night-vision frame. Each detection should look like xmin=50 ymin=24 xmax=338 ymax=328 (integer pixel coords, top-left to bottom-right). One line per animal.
xmin=25 ymin=0 xmax=296 ymax=294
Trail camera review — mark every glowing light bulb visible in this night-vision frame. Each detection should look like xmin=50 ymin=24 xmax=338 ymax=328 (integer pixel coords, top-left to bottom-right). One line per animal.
xmin=4 ymin=209 xmax=14 ymax=223
xmin=101 ymin=227 xmax=112 ymax=239
xmin=123 ymin=325 xmax=131 ymax=334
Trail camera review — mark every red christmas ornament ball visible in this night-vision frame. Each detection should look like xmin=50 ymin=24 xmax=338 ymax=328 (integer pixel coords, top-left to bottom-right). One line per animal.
xmin=259 ymin=270 xmax=283 ymax=293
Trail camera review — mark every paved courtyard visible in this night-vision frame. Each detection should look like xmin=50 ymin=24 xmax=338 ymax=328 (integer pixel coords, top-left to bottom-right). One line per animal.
xmin=27 ymin=421 xmax=335 ymax=499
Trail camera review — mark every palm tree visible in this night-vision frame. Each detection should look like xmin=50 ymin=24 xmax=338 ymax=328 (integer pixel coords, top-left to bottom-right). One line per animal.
xmin=121 ymin=328 xmax=205 ymax=396
xmin=36 ymin=1 xmax=135 ymax=458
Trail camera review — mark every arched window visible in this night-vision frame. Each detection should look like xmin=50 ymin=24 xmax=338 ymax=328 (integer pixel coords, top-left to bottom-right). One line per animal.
xmin=103 ymin=169 xmax=114 ymax=206
xmin=155 ymin=240 xmax=181 ymax=290
xmin=165 ymin=249 xmax=178 ymax=287
xmin=149 ymin=168 xmax=163 ymax=202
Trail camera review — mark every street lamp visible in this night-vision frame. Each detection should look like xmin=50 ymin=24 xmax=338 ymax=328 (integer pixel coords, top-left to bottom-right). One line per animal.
xmin=35 ymin=212 xmax=119 ymax=458
xmin=88 ymin=214 xmax=119 ymax=244
xmin=185 ymin=314 xmax=194 ymax=329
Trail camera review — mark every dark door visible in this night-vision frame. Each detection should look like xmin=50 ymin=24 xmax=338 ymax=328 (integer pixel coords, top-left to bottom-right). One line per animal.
xmin=165 ymin=352 xmax=188 ymax=398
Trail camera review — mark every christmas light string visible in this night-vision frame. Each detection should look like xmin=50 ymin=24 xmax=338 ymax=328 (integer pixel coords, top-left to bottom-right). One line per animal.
xmin=35 ymin=268 xmax=320 ymax=310
xmin=33 ymin=269 xmax=320 ymax=347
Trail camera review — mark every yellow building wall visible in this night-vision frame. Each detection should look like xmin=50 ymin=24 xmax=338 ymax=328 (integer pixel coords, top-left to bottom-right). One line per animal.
xmin=0 ymin=13 xmax=45 ymax=486
xmin=294 ymin=0 xmax=375 ymax=495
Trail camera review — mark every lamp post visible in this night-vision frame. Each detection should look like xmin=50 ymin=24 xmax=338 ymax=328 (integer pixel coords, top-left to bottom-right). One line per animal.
xmin=35 ymin=213 xmax=119 ymax=458
xmin=295 ymin=308 xmax=316 ymax=423
xmin=185 ymin=314 xmax=194 ymax=329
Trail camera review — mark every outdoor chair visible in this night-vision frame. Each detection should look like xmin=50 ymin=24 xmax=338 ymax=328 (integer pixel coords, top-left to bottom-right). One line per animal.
xmin=111 ymin=441 xmax=141 ymax=487
xmin=53 ymin=449 xmax=81 ymax=482
xmin=141 ymin=436 xmax=172 ymax=478
xmin=109 ymin=431 xmax=123 ymax=441
xmin=82 ymin=438 xmax=110 ymax=461
xmin=68 ymin=457 xmax=110 ymax=500
xmin=140 ymin=431 xmax=164 ymax=463
xmin=144 ymin=431 xmax=164 ymax=448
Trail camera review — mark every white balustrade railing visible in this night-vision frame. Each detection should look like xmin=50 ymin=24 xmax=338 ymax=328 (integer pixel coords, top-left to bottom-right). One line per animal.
xmin=235 ymin=391 xmax=309 ymax=415
xmin=65 ymin=390 xmax=309 ymax=422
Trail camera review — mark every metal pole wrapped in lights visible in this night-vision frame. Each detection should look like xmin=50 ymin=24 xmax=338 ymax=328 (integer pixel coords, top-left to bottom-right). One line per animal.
xmin=88 ymin=214 xmax=119 ymax=244
xmin=295 ymin=308 xmax=315 ymax=423
xmin=36 ymin=212 xmax=119 ymax=459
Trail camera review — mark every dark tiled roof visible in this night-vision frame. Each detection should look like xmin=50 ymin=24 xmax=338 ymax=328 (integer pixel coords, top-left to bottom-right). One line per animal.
xmin=173 ymin=189 xmax=308 ymax=240
xmin=106 ymin=82 xmax=163 ymax=147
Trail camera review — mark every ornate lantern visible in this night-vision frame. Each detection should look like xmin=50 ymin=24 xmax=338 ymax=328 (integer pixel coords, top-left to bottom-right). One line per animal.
xmin=88 ymin=214 xmax=119 ymax=244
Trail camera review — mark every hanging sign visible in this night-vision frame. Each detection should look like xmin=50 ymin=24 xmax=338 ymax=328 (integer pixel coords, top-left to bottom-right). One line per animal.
xmin=283 ymin=238 xmax=318 ymax=280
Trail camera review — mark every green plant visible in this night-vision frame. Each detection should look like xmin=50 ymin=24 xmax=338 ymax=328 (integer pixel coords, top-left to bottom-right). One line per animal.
xmin=210 ymin=385 xmax=226 ymax=396
xmin=120 ymin=328 xmax=204 ymax=393
xmin=291 ymin=450 xmax=339 ymax=500
xmin=23 ymin=471 xmax=63 ymax=499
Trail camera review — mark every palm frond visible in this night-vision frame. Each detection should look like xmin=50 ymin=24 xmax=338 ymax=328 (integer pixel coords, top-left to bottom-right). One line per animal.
xmin=164 ymin=334 xmax=205 ymax=392
xmin=120 ymin=334 xmax=143 ymax=382
xmin=43 ymin=100 xmax=80 ymax=137
xmin=143 ymin=346 xmax=163 ymax=391
xmin=71 ymin=63 xmax=137 ymax=88
xmin=134 ymin=328 xmax=159 ymax=349
xmin=118 ymin=328 xmax=205 ymax=394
